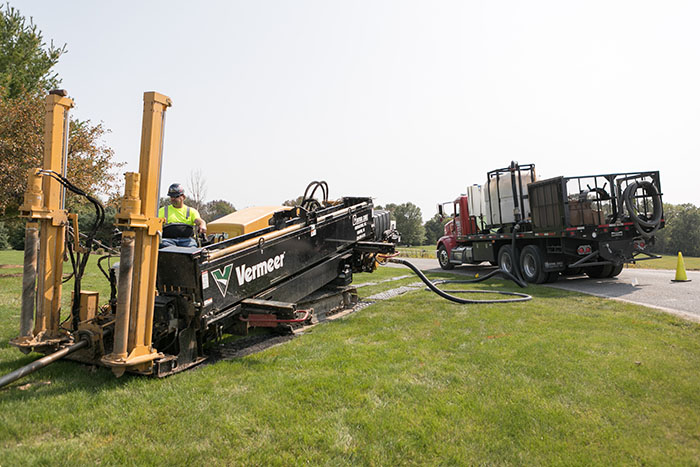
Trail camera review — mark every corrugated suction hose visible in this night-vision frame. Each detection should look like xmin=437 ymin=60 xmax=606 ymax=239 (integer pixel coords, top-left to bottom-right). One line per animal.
xmin=622 ymin=180 xmax=662 ymax=238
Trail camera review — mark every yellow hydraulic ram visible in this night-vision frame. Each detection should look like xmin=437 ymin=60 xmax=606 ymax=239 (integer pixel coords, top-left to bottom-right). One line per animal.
xmin=101 ymin=91 xmax=171 ymax=376
xmin=11 ymin=90 xmax=73 ymax=352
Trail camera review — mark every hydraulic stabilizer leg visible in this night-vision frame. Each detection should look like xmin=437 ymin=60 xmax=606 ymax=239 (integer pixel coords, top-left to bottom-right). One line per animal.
xmin=101 ymin=92 xmax=171 ymax=376
xmin=11 ymin=91 xmax=73 ymax=352
xmin=111 ymin=231 xmax=135 ymax=362
xmin=19 ymin=223 xmax=39 ymax=342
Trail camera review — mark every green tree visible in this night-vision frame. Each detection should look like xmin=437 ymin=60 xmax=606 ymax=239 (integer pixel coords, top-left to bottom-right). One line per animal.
xmin=651 ymin=203 xmax=675 ymax=254
xmin=201 ymin=199 xmax=236 ymax=222
xmin=0 ymin=220 xmax=9 ymax=248
xmin=650 ymin=203 xmax=700 ymax=257
xmin=391 ymin=202 xmax=425 ymax=246
xmin=0 ymin=3 xmax=65 ymax=99
xmin=0 ymin=94 xmax=123 ymax=247
xmin=0 ymin=90 xmax=43 ymax=214
xmin=64 ymin=119 xmax=123 ymax=212
xmin=423 ymin=213 xmax=447 ymax=245
xmin=0 ymin=4 xmax=121 ymax=249
xmin=665 ymin=204 xmax=700 ymax=257
xmin=78 ymin=205 xmax=118 ymax=251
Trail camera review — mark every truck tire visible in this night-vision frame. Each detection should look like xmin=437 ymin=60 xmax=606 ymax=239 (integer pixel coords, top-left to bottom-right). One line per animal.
xmin=586 ymin=264 xmax=613 ymax=279
xmin=607 ymin=263 xmax=624 ymax=278
xmin=437 ymin=245 xmax=454 ymax=270
xmin=520 ymin=245 xmax=547 ymax=284
xmin=497 ymin=245 xmax=517 ymax=275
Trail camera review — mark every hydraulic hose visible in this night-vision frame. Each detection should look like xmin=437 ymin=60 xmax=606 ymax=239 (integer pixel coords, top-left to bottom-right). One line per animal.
xmin=387 ymin=258 xmax=531 ymax=304
xmin=300 ymin=181 xmax=329 ymax=211
xmin=38 ymin=170 xmax=106 ymax=329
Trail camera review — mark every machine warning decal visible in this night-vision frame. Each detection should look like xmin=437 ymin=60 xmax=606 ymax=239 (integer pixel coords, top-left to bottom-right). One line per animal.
xmin=353 ymin=213 xmax=369 ymax=238
xmin=353 ymin=213 xmax=369 ymax=226
xmin=211 ymin=264 xmax=233 ymax=297
xmin=201 ymin=271 xmax=209 ymax=289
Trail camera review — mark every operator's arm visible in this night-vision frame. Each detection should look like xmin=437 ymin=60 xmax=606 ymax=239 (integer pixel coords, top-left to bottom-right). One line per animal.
xmin=195 ymin=217 xmax=207 ymax=234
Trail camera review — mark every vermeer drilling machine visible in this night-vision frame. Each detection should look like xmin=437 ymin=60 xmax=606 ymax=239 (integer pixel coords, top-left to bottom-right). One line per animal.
xmin=1 ymin=91 xmax=395 ymax=387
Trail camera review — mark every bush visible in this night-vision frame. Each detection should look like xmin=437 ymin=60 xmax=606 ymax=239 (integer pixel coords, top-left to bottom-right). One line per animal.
xmin=652 ymin=203 xmax=700 ymax=256
xmin=7 ymin=219 xmax=24 ymax=250
xmin=0 ymin=221 xmax=9 ymax=249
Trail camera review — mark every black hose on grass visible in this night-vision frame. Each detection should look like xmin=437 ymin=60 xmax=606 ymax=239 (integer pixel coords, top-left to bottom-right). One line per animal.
xmin=387 ymin=258 xmax=532 ymax=304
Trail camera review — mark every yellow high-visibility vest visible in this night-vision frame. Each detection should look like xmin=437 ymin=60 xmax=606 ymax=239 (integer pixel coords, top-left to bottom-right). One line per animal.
xmin=158 ymin=204 xmax=199 ymax=226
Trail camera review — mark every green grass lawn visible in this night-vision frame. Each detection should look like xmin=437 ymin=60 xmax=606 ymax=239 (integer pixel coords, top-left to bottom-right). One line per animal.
xmin=627 ymin=253 xmax=700 ymax=271
xmin=1 ymin=249 xmax=700 ymax=464
xmin=396 ymin=245 xmax=436 ymax=259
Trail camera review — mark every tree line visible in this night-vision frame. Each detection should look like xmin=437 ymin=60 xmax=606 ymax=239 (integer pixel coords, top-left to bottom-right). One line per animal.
xmin=376 ymin=203 xmax=447 ymax=247
xmin=652 ymin=203 xmax=700 ymax=257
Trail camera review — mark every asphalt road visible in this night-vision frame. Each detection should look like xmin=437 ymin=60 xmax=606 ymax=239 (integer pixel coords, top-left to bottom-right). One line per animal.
xmin=391 ymin=258 xmax=699 ymax=322
xmin=548 ymin=269 xmax=699 ymax=321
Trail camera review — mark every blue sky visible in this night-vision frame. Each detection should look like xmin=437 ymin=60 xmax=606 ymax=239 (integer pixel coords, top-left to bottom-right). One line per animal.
xmin=11 ymin=1 xmax=700 ymax=220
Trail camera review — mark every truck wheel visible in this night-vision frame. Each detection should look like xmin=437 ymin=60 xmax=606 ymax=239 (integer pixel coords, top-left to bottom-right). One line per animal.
xmin=497 ymin=245 xmax=517 ymax=275
xmin=607 ymin=264 xmax=624 ymax=278
xmin=586 ymin=264 xmax=613 ymax=278
xmin=519 ymin=245 xmax=547 ymax=284
xmin=437 ymin=245 xmax=454 ymax=270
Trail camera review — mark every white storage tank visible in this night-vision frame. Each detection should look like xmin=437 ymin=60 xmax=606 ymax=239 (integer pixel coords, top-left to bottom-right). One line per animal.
xmin=484 ymin=169 xmax=536 ymax=226
xmin=466 ymin=184 xmax=486 ymax=230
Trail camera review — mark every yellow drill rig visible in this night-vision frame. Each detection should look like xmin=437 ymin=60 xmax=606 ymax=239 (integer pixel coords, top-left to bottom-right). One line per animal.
xmin=1 ymin=90 xmax=396 ymax=387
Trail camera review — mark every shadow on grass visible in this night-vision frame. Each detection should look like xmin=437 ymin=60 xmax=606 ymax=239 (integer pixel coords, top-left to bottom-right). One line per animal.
xmin=0 ymin=359 xmax=128 ymax=399
xmin=1 ymin=341 xmax=275 ymax=400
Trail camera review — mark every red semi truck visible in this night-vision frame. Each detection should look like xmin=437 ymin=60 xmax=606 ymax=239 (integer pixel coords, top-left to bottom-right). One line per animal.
xmin=436 ymin=162 xmax=663 ymax=283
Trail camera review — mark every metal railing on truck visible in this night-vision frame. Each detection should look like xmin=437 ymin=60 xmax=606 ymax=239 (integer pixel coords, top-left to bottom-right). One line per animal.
xmin=527 ymin=170 xmax=663 ymax=234
xmin=485 ymin=163 xmax=537 ymax=228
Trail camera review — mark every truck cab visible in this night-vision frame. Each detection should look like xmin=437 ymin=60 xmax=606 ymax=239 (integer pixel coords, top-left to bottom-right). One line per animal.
xmin=436 ymin=194 xmax=486 ymax=270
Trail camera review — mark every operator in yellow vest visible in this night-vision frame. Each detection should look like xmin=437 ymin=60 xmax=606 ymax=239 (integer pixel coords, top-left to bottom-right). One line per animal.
xmin=158 ymin=183 xmax=207 ymax=248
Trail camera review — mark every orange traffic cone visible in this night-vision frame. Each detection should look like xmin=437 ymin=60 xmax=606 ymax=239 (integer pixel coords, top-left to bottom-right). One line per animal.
xmin=672 ymin=252 xmax=691 ymax=282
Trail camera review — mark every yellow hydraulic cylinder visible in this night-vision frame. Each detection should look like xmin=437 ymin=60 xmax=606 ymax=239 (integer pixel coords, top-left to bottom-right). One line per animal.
xmin=11 ymin=92 xmax=73 ymax=351
xmin=35 ymin=93 xmax=73 ymax=341
xmin=102 ymin=92 xmax=171 ymax=375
